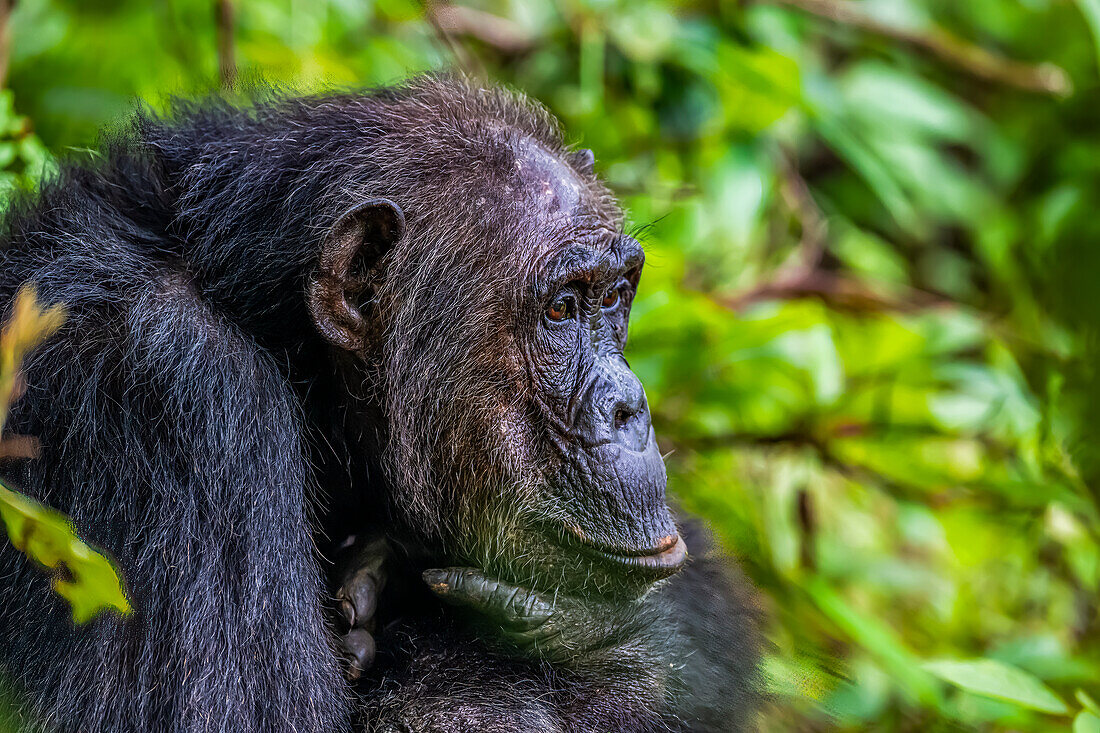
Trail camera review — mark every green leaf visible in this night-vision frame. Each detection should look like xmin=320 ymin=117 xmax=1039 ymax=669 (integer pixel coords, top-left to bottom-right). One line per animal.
xmin=839 ymin=62 xmax=976 ymax=144
xmin=813 ymin=108 xmax=921 ymax=234
xmin=1075 ymin=712 xmax=1100 ymax=733
xmin=922 ymin=659 xmax=1068 ymax=714
xmin=0 ymin=479 xmax=132 ymax=623
xmin=760 ymin=654 xmax=830 ymax=701
xmin=1075 ymin=0 xmax=1100 ymax=72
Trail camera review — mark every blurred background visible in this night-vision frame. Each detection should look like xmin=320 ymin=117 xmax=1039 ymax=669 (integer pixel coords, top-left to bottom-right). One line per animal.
xmin=1 ymin=0 xmax=1099 ymax=729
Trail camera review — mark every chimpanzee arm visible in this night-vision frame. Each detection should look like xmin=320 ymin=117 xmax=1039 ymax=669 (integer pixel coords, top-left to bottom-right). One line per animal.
xmin=0 ymin=274 xmax=348 ymax=732
xmin=357 ymin=576 xmax=753 ymax=732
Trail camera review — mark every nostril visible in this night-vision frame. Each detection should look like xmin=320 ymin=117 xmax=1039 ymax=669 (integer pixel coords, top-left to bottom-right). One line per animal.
xmin=613 ymin=407 xmax=630 ymax=430
xmin=609 ymin=398 xmax=649 ymax=452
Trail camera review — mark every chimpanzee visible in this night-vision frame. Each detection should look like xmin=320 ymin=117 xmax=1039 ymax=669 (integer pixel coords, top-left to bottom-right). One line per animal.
xmin=0 ymin=76 xmax=760 ymax=732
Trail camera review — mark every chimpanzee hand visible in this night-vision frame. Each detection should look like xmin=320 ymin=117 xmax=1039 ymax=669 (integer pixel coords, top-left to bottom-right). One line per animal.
xmin=422 ymin=567 xmax=634 ymax=664
xmin=333 ymin=535 xmax=389 ymax=680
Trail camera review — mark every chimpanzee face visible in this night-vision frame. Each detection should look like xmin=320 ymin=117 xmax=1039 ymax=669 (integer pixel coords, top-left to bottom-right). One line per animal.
xmin=504 ymin=138 xmax=686 ymax=592
xmin=523 ymin=235 xmax=685 ymax=583
xmin=308 ymin=130 xmax=685 ymax=598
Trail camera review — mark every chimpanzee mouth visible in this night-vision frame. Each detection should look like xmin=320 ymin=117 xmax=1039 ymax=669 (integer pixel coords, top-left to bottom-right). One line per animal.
xmin=561 ymin=527 xmax=688 ymax=581
xmin=588 ymin=535 xmax=687 ymax=579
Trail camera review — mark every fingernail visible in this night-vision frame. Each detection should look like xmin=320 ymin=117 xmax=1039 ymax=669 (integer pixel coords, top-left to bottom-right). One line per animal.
xmin=422 ymin=569 xmax=450 ymax=593
xmin=338 ymin=598 xmax=356 ymax=628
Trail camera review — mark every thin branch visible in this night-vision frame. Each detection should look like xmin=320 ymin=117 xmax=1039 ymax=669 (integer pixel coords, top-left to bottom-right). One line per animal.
xmin=774 ymin=145 xmax=829 ymax=277
xmin=728 ymin=269 xmax=947 ymax=312
xmin=214 ymin=0 xmax=236 ymax=89
xmin=764 ymin=0 xmax=1071 ymax=96
xmin=423 ymin=1 xmax=482 ymax=78
xmin=431 ymin=5 xmax=534 ymax=54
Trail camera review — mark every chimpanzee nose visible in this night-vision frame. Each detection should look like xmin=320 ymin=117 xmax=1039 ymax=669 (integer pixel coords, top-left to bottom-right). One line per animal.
xmin=610 ymin=378 xmax=650 ymax=452
xmin=574 ymin=357 xmax=653 ymax=451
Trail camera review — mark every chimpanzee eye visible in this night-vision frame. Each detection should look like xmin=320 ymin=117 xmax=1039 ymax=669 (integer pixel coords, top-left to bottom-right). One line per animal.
xmin=601 ymin=285 xmax=620 ymax=309
xmin=545 ymin=295 xmax=575 ymax=323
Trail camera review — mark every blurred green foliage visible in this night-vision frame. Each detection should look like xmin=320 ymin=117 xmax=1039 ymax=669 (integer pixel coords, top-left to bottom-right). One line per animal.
xmin=3 ymin=0 xmax=1100 ymax=729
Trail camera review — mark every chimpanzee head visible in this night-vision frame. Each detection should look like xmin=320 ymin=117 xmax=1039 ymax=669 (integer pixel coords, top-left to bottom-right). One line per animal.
xmin=307 ymin=77 xmax=684 ymax=597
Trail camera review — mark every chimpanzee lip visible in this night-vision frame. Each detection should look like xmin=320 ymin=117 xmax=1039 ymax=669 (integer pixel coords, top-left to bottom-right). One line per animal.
xmin=589 ymin=535 xmax=688 ymax=575
xmin=561 ymin=527 xmax=689 ymax=579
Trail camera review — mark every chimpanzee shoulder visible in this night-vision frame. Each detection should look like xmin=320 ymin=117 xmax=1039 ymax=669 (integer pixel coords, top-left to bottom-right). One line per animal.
xmin=0 ymin=159 xmax=350 ymax=729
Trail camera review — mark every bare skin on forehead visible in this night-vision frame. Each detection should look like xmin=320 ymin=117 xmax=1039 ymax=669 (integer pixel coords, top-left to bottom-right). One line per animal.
xmin=510 ymin=136 xmax=589 ymax=220
xmin=501 ymin=135 xmax=625 ymax=289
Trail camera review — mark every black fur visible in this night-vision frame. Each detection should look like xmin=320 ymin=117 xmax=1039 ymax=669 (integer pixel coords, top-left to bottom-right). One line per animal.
xmin=359 ymin=520 xmax=760 ymax=732
xmin=0 ymin=77 xmax=760 ymax=731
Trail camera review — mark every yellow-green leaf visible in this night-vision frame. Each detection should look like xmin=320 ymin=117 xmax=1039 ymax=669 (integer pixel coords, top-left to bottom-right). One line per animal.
xmin=1075 ymin=712 xmax=1100 ymax=733
xmin=0 ymin=479 xmax=132 ymax=623
xmin=0 ymin=286 xmax=65 ymax=436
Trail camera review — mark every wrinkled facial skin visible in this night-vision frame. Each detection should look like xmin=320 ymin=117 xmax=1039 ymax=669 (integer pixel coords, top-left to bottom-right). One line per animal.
xmin=527 ymin=241 xmax=679 ymax=548
xmin=494 ymin=139 xmax=685 ymax=597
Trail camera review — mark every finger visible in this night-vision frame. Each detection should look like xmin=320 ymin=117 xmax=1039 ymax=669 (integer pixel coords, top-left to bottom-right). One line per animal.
xmin=336 ymin=570 xmax=378 ymax=630
xmin=341 ymin=628 xmax=376 ymax=681
xmin=422 ymin=568 xmax=552 ymax=629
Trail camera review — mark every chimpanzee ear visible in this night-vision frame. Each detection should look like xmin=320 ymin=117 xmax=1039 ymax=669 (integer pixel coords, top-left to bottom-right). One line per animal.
xmin=570 ymin=148 xmax=596 ymax=176
xmin=308 ymin=197 xmax=405 ymax=352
